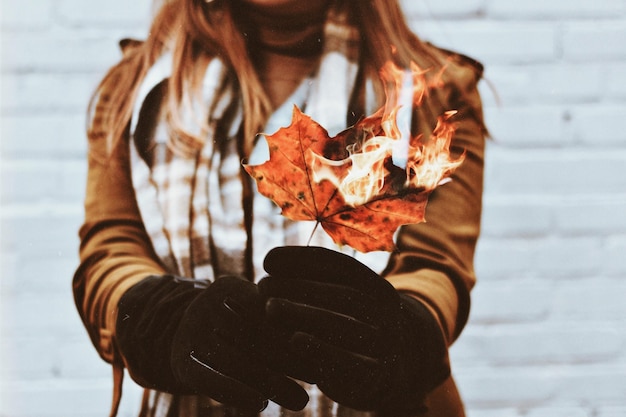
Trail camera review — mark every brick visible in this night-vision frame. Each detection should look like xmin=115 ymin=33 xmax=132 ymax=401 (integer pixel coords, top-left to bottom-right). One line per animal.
xmin=484 ymin=148 xmax=626 ymax=196
xmin=0 ymin=334 xmax=116 ymax=381
xmin=457 ymin=324 xmax=624 ymax=365
xmin=525 ymin=407 xmax=589 ymax=417
xmin=59 ymin=163 xmax=89 ymax=202
xmin=562 ymin=23 xmax=626 ymax=61
xmin=401 ymin=0 xmax=486 ymax=18
xmin=1 ymin=113 xmax=88 ymax=157
xmin=465 ymin=409 xmax=520 ymax=417
xmin=454 ymin=366 xmax=557 ymax=406
xmin=552 ymin=278 xmax=626 ymax=321
xmin=598 ymin=407 xmax=626 ymax=417
xmin=458 ymin=364 xmax=626 ymax=408
xmin=0 ymin=335 xmax=104 ymax=381
xmin=1 ymin=254 xmax=79 ymax=295
xmin=0 ymin=292 xmax=84 ymax=336
xmin=1 ymin=159 xmax=86 ymax=204
xmin=481 ymin=64 xmax=604 ymax=105
xmin=474 ymin=238 xmax=537 ymax=280
xmin=410 ymin=22 xmax=557 ymax=64
xmin=0 ymin=0 xmax=54 ymax=30
xmin=554 ymin=364 xmax=626 ymax=403
xmin=0 ymin=252 xmax=19 ymax=287
xmin=480 ymin=198 xmax=553 ymax=237
xmin=1 ymin=161 xmax=59 ymax=205
xmin=1 ymin=73 xmax=101 ymax=113
xmin=605 ymin=236 xmax=626 ymax=276
xmin=528 ymin=64 xmax=604 ymax=103
xmin=488 ymin=0 xmax=625 ymax=19
xmin=55 ymin=338 xmax=112 ymax=379
xmin=533 ymin=237 xmax=605 ymax=278
xmin=0 ymin=377 xmax=144 ymax=417
xmin=0 ymin=379 xmax=110 ymax=417
xmin=606 ymin=64 xmax=626 ymax=98
xmin=0 ymin=213 xmax=82 ymax=261
xmin=483 ymin=105 xmax=565 ymax=146
xmin=475 ymin=236 xmax=605 ymax=279
xmin=555 ymin=198 xmax=626 ymax=235
xmin=569 ymin=104 xmax=626 ymax=145
xmin=1 ymin=31 xmax=129 ymax=73
xmin=56 ymin=0 xmax=153 ymax=27
xmin=478 ymin=79 xmax=504 ymax=110
xmin=468 ymin=279 xmax=552 ymax=324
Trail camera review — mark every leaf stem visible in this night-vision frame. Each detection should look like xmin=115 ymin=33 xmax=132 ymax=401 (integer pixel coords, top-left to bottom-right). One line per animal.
xmin=307 ymin=221 xmax=320 ymax=247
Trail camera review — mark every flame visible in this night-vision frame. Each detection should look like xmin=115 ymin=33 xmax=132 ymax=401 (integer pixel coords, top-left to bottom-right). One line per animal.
xmin=311 ymin=60 xmax=463 ymax=207
xmin=311 ymin=136 xmax=394 ymax=206
xmin=406 ymin=110 xmax=464 ymax=190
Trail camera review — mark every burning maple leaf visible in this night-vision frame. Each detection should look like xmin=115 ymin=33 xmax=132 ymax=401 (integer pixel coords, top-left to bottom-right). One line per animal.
xmin=244 ymin=62 xmax=463 ymax=253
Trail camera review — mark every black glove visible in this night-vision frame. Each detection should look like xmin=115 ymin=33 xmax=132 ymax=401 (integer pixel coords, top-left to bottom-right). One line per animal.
xmin=259 ymin=246 xmax=450 ymax=416
xmin=116 ymin=274 xmax=308 ymax=412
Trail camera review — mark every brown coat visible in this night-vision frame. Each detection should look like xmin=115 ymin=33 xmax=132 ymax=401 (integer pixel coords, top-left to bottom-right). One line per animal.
xmin=73 ymin=44 xmax=486 ymax=417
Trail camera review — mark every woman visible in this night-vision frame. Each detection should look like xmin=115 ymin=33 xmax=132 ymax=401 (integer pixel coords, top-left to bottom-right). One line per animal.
xmin=73 ymin=0 xmax=487 ymax=416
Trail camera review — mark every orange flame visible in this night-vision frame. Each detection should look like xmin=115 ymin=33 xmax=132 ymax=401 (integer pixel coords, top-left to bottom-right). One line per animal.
xmin=406 ymin=110 xmax=464 ymax=190
xmin=311 ymin=61 xmax=463 ymax=207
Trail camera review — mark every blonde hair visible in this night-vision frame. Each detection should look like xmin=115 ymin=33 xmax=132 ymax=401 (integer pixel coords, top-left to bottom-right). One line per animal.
xmin=90 ymin=0 xmax=452 ymax=156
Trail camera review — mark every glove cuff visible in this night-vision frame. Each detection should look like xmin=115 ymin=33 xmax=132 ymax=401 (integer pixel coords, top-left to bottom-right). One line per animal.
xmin=116 ymin=274 xmax=203 ymax=393
xmin=379 ymin=294 xmax=451 ymax=416
xmin=400 ymin=294 xmax=451 ymax=385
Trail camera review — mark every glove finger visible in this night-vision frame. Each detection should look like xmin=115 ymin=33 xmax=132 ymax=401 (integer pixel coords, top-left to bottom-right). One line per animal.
xmin=208 ymin=294 xmax=316 ymax=388
xmin=266 ymin=298 xmax=382 ymax=358
xmin=264 ymin=246 xmax=396 ymax=299
xmin=207 ymin=276 xmax=265 ymax=327
xmin=206 ymin=279 xmax=294 ymax=362
xmin=177 ymin=349 xmax=268 ymax=411
xmin=190 ymin=334 xmax=309 ymax=411
xmin=258 ymin=276 xmax=379 ymax=323
xmin=291 ymin=331 xmax=386 ymax=409
xmin=215 ymin=296 xmax=268 ymax=345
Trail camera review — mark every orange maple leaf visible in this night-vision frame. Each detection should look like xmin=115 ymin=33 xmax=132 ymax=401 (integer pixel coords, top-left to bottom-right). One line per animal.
xmin=244 ymin=106 xmax=436 ymax=253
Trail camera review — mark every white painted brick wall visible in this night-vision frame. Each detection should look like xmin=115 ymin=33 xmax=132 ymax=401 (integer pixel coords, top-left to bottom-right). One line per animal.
xmin=1 ymin=0 xmax=625 ymax=416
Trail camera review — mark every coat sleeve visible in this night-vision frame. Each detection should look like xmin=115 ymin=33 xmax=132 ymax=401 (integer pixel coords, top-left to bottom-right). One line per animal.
xmin=73 ymin=93 xmax=166 ymax=364
xmin=383 ymin=55 xmax=486 ymax=346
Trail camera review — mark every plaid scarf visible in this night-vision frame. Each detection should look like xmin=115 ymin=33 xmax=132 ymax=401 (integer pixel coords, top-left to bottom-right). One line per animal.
xmin=128 ymin=4 xmax=395 ymax=416
xmin=129 ymin=4 xmax=380 ymax=282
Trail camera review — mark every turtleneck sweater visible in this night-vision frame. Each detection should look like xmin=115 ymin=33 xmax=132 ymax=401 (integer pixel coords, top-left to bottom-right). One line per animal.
xmin=235 ymin=0 xmax=332 ymax=107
